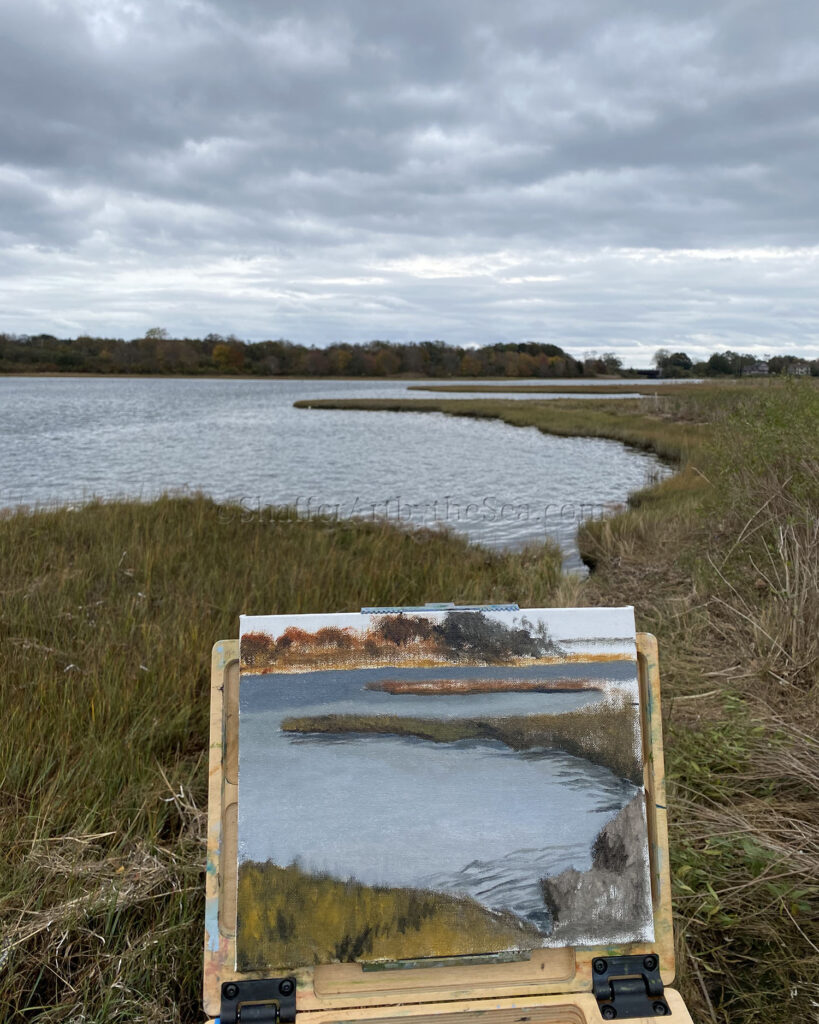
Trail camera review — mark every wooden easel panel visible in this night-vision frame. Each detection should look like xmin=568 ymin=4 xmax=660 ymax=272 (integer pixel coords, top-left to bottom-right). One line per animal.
xmin=300 ymin=987 xmax=693 ymax=1024
xmin=204 ymin=632 xmax=677 ymax=1019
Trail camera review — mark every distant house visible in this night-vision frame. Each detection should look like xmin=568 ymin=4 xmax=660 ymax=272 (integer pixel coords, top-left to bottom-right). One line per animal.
xmin=742 ymin=361 xmax=769 ymax=376
xmin=787 ymin=363 xmax=809 ymax=376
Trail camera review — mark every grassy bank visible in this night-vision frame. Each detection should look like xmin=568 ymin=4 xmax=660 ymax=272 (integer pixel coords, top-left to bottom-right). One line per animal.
xmin=293 ymin=395 xmax=705 ymax=462
xmin=576 ymin=382 xmax=819 ymax=1021
xmin=0 ymin=498 xmax=564 ymax=1022
xmin=407 ymin=382 xmax=711 ymax=395
xmin=236 ymin=862 xmax=541 ymax=971
xmin=281 ymin=700 xmax=641 ymax=784
xmin=365 ymin=678 xmax=601 ymax=694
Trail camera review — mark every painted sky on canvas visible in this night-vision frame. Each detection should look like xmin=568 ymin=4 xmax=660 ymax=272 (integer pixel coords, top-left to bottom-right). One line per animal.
xmin=4 ymin=1 xmax=818 ymax=360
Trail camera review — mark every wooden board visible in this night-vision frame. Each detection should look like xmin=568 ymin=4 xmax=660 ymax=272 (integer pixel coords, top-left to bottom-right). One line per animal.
xmin=204 ymin=628 xmax=691 ymax=1021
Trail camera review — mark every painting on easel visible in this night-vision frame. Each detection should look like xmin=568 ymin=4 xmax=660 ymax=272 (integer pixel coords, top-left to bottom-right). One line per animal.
xmin=236 ymin=607 xmax=654 ymax=972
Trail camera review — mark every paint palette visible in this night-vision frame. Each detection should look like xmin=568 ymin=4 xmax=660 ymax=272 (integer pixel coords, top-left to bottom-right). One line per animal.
xmin=204 ymin=606 xmax=693 ymax=1023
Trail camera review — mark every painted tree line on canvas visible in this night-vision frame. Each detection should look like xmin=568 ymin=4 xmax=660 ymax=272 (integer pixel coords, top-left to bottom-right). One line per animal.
xmin=236 ymin=607 xmax=654 ymax=971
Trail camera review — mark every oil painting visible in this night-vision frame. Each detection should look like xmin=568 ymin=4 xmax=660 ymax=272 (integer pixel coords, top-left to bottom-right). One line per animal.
xmin=236 ymin=607 xmax=653 ymax=971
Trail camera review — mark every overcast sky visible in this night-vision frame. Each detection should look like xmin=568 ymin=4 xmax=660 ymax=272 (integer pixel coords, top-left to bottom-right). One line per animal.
xmin=2 ymin=0 xmax=818 ymax=362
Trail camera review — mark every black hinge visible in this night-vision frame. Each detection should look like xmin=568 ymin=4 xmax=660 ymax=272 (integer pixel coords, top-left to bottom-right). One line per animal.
xmin=592 ymin=955 xmax=670 ymax=1019
xmin=220 ymin=978 xmax=296 ymax=1024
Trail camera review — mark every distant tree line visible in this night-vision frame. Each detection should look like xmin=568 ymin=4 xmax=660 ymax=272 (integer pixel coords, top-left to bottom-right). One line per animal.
xmin=653 ymin=348 xmax=819 ymax=378
xmin=0 ymin=330 xmax=815 ymax=378
xmin=0 ymin=330 xmax=600 ymax=377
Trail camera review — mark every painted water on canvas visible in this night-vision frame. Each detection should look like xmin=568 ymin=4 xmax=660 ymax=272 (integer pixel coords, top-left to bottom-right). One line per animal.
xmin=236 ymin=607 xmax=654 ymax=971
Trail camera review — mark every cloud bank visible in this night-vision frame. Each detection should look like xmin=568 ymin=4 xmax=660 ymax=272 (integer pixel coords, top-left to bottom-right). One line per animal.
xmin=2 ymin=0 xmax=818 ymax=360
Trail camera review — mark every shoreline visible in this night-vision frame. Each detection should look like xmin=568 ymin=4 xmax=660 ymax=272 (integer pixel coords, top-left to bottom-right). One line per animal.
xmin=293 ymin=394 xmax=698 ymax=466
xmin=279 ymin=700 xmax=642 ymax=785
xmin=0 ymin=371 xmax=655 ymax=382
xmin=242 ymin=651 xmax=634 ymax=673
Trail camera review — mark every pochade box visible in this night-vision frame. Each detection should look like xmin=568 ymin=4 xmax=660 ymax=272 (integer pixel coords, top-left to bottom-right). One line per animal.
xmin=204 ymin=604 xmax=695 ymax=1023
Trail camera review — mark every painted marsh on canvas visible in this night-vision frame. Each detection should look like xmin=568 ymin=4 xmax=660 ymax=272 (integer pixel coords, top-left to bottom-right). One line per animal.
xmin=236 ymin=609 xmax=653 ymax=970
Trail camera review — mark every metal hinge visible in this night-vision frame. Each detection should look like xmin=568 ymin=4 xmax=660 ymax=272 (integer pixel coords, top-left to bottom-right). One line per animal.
xmin=220 ymin=978 xmax=296 ymax=1024
xmin=592 ymin=955 xmax=670 ymax=1019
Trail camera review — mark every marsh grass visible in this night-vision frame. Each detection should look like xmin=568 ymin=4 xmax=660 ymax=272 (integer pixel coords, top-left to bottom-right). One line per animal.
xmin=0 ymin=496 xmax=564 ymax=1022
xmin=407 ymin=382 xmax=718 ymax=396
xmin=293 ymin=395 xmax=705 ymax=463
xmin=574 ymin=382 xmax=819 ymax=1021
xmin=236 ymin=862 xmax=541 ymax=971
xmin=281 ymin=700 xmax=642 ymax=784
xmin=702 ymin=383 xmax=819 ymax=691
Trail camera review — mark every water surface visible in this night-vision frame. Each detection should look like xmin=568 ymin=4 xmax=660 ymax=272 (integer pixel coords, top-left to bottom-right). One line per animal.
xmin=0 ymin=377 xmax=671 ymax=568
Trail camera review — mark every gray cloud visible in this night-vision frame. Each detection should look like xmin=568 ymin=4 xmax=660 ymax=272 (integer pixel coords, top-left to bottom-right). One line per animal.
xmin=1 ymin=0 xmax=818 ymax=359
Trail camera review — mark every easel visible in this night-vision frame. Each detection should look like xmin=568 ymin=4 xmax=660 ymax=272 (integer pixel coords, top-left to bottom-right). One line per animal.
xmin=204 ymin=631 xmax=695 ymax=1023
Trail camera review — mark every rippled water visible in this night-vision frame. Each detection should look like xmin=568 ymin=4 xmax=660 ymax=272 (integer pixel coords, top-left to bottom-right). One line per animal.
xmin=0 ymin=377 xmax=671 ymax=568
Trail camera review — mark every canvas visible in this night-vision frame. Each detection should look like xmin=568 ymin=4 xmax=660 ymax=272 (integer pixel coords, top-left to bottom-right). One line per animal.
xmin=236 ymin=606 xmax=654 ymax=972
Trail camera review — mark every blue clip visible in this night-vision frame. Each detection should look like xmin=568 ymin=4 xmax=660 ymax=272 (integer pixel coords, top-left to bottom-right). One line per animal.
xmin=360 ymin=602 xmax=520 ymax=614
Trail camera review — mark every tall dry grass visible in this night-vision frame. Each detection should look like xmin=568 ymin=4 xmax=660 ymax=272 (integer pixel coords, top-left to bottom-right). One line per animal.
xmin=236 ymin=862 xmax=541 ymax=971
xmin=0 ymin=496 xmax=564 ymax=1022
xmin=703 ymin=383 xmax=819 ymax=692
xmin=576 ymin=381 xmax=819 ymax=1021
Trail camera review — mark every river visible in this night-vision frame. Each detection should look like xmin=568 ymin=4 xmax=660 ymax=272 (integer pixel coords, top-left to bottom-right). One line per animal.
xmin=0 ymin=376 xmax=671 ymax=569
